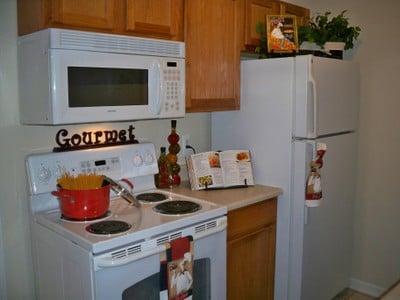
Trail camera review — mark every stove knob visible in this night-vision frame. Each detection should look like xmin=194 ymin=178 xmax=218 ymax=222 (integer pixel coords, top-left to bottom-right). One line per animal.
xmin=144 ymin=152 xmax=154 ymax=165
xmin=38 ymin=166 xmax=52 ymax=183
xmin=133 ymin=154 xmax=143 ymax=167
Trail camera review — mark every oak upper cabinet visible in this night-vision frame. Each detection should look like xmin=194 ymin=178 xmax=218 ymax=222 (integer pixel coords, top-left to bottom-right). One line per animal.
xmin=227 ymin=199 xmax=277 ymax=300
xmin=244 ymin=0 xmax=280 ymax=48
xmin=18 ymin=0 xmax=118 ymax=35
xmin=279 ymin=1 xmax=310 ymax=26
xmin=50 ymin=0 xmax=116 ymax=30
xmin=17 ymin=0 xmax=184 ymax=41
xmin=185 ymin=0 xmax=243 ymax=112
xmin=125 ymin=0 xmax=184 ymax=41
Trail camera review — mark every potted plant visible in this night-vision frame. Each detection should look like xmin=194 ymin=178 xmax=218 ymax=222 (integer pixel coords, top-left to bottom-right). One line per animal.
xmin=298 ymin=10 xmax=361 ymax=58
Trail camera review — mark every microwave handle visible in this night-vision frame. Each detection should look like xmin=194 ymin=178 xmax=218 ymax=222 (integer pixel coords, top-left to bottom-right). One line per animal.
xmin=150 ymin=62 xmax=162 ymax=115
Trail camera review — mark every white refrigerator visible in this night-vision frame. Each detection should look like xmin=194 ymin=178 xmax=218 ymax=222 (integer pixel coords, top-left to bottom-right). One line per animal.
xmin=211 ymin=55 xmax=359 ymax=300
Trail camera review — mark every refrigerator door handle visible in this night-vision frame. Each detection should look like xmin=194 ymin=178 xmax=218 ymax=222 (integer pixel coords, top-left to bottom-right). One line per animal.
xmin=309 ymin=75 xmax=318 ymax=138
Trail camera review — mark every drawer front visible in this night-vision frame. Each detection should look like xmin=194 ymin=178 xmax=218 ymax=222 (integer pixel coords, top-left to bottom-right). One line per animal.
xmin=228 ymin=198 xmax=277 ymax=240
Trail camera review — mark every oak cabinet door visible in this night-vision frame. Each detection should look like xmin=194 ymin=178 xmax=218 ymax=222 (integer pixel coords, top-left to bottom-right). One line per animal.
xmin=227 ymin=199 xmax=277 ymax=300
xmin=279 ymin=1 xmax=310 ymax=26
xmin=185 ymin=0 xmax=242 ymax=112
xmin=51 ymin=0 xmax=116 ymax=30
xmin=227 ymin=224 xmax=276 ymax=300
xmin=125 ymin=0 xmax=184 ymax=40
xmin=244 ymin=0 xmax=280 ymax=48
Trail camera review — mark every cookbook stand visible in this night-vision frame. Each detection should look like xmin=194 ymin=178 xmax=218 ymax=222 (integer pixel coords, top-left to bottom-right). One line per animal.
xmin=203 ymin=179 xmax=249 ymax=191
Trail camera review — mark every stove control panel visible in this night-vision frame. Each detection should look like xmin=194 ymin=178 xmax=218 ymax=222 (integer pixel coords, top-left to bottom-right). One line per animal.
xmin=79 ymin=157 xmax=121 ymax=174
xmin=27 ymin=143 xmax=158 ymax=195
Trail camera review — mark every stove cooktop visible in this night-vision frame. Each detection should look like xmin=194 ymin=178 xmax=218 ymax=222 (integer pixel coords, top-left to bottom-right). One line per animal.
xmin=34 ymin=190 xmax=227 ymax=254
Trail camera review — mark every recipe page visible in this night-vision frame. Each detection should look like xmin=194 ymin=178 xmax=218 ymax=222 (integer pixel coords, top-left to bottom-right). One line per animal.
xmin=219 ymin=150 xmax=254 ymax=187
xmin=187 ymin=150 xmax=254 ymax=190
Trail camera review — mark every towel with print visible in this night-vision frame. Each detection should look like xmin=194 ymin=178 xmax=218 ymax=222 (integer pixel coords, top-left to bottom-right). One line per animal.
xmin=160 ymin=236 xmax=194 ymax=300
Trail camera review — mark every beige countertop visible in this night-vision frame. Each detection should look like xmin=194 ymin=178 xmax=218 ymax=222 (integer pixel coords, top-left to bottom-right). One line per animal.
xmin=167 ymin=182 xmax=282 ymax=211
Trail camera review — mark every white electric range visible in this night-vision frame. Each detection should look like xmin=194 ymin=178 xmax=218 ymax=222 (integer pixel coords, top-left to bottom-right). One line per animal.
xmin=26 ymin=143 xmax=227 ymax=300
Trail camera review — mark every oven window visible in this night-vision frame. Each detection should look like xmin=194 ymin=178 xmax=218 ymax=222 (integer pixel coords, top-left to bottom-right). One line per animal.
xmin=122 ymin=258 xmax=211 ymax=300
xmin=68 ymin=67 xmax=148 ymax=107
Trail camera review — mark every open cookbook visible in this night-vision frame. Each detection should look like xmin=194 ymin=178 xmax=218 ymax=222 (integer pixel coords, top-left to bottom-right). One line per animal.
xmin=186 ymin=150 xmax=255 ymax=190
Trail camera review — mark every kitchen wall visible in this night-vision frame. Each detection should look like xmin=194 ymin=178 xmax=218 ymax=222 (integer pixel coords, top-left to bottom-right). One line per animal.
xmin=0 ymin=0 xmax=211 ymax=298
xmin=292 ymin=0 xmax=400 ymax=295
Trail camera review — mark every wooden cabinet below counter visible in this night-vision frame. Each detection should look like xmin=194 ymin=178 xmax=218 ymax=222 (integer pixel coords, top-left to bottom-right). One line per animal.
xmin=227 ymin=198 xmax=277 ymax=300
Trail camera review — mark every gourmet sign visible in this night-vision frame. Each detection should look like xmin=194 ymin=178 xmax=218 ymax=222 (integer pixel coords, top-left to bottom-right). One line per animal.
xmin=53 ymin=125 xmax=138 ymax=152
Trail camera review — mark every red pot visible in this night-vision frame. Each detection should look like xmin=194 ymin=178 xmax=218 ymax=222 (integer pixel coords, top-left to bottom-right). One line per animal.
xmin=51 ymin=184 xmax=111 ymax=220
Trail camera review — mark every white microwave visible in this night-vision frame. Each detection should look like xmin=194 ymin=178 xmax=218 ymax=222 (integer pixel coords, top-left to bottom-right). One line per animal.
xmin=18 ymin=29 xmax=185 ymax=125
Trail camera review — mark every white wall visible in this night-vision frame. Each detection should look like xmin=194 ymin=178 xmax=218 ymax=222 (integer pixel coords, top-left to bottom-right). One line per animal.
xmin=292 ymin=0 xmax=400 ymax=295
xmin=0 ymin=0 xmax=211 ymax=298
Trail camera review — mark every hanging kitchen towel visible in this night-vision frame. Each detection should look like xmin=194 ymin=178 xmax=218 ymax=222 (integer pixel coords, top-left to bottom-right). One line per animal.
xmin=160 ymin=236 xmax=194 ymax=300
xmin=160 ymin=242 xmax=171 ymax=300
xmin=306 ymin=143 xmax=327 ymax=207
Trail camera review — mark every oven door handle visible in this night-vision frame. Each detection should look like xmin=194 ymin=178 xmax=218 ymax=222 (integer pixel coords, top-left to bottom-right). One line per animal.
xmin=94 ymin=245 xmax=167 ymax=269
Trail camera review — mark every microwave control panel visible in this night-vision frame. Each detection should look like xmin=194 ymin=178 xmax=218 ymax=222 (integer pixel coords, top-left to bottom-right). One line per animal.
xmin=161 ymin=60 xmax=184 ymax=116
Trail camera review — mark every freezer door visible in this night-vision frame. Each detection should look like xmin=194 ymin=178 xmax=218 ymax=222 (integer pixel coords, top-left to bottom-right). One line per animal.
xmin=291 ymin=133 xmax=357 ymax=300
xmin=294 ymin=55 xmax=359 ymax=138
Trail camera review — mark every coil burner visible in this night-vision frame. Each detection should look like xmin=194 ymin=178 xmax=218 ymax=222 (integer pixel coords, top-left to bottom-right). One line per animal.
xmin=153 ymin=200 xmax=201 ymax=215
xmin=136 ymin=192 xmax=168 ymax=203
xmin=86 ymin=220 xmax=132 ymax=235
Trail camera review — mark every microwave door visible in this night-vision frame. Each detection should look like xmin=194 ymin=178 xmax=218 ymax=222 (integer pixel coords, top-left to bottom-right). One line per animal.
xmin=50 ymin=49 xmax=160 ymax=124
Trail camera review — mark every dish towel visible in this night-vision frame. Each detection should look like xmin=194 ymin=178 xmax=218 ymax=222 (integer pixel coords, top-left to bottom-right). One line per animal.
xmin=160 ymin=236 xmax=194 ymax=300
xmin=305 ymin=143 xmax=327 ymax=207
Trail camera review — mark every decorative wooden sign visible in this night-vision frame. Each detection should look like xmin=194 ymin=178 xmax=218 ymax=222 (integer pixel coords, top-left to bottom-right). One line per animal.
xmin=53 ymin=125 xmax=139 ymax=152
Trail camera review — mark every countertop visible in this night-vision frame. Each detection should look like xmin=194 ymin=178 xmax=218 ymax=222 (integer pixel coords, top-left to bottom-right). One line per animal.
xmin=168 ymin=182 xmax=282 ymax=211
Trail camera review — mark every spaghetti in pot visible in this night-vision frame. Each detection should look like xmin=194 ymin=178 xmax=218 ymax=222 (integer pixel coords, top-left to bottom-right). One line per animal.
xmin=57 ymin=173 xmax=105 ymax=190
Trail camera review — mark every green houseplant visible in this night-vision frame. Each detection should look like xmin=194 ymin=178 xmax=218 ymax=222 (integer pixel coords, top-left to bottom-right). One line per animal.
xmin=299 ymin=10 xmax=361 ymax=51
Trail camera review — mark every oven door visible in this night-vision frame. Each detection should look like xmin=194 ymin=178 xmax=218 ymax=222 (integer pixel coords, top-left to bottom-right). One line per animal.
xmin=93 ymin=218 xmax=226 ymax=300
xmin=50 ymin=49 xmax=162 ymax=124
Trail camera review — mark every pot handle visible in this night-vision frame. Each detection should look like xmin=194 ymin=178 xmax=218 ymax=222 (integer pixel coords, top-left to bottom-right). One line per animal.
xmin=51 ymin=191 xmax=60 ymax=197
xmin=120 ymin=178 xmax=134 ymax=191
xmin=51 ymin=191 xmax=75 ymax=204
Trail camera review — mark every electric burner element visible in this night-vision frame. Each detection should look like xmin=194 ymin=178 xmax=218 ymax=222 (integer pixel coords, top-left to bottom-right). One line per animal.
xmin=153 ymin=200 xmax=202 ymax=215
xmin=61 ymin=211 xmax=111 ymax=223
xmin=136 ymin=192 xmax=168 ymax=203
xmin=86 ymin=220 xmax=132 ymax=235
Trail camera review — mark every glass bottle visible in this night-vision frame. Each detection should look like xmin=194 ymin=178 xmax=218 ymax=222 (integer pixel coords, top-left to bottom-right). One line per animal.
xmin=155 ymin=147 xmax=169 ymax=188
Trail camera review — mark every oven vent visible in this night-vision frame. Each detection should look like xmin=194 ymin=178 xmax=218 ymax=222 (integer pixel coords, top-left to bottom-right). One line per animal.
xmin=195 ymin=224 xmax=206 ymax=234
xmin=195 ymin=220 xmax=217 ymax=234
xmin=156 ymin=236 xmax=170 ymax=246
xmin=170 ymin=232 xmax=182 ymax=241
xmin=206 ymin=221 xmax=217 ymax=230
xmin=57 ymin=30 xmax=185 ymax=58
xmin=156 ymin=231 xmax=183 ymax=246
xmin=127 ymin=245 xmax=142 ymax=256
xmin=110 ymin=244 xmax=142 ymax=260
xmin=111 ymin=249 xmax=127 ymax=260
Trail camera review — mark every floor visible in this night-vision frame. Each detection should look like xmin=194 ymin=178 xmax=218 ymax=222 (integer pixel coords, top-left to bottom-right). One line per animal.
xmin=333 ymin=289 xmax=377 ymax=300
